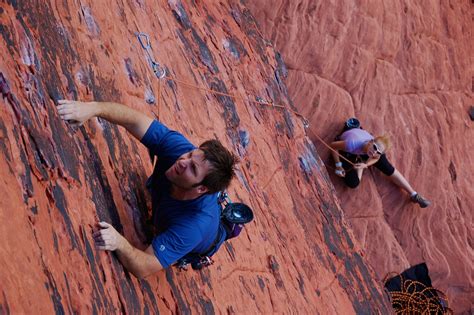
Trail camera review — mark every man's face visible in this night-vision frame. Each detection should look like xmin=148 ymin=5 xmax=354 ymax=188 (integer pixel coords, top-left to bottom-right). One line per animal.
xmin=165 ymin=149 xmax=212 ymax=192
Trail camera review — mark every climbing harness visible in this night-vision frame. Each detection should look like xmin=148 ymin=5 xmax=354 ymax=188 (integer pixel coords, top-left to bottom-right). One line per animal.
xmin=175 ymin=191 xmax=254 ymax=271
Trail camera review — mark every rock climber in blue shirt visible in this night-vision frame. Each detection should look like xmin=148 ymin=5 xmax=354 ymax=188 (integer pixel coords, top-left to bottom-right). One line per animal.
xmin=56 ymin=100 xmax=238 ymax=278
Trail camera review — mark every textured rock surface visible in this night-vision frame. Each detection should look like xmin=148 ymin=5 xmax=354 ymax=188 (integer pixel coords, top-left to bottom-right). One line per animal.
xmin=0 ymin=1 xmax=391 ymax=314
xmin=248 ymin=0 xmax=473 ymax=313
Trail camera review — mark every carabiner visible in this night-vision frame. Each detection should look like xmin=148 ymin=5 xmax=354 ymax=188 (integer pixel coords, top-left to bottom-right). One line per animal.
xmin=136 ymin=32 xmax=151 ymax=49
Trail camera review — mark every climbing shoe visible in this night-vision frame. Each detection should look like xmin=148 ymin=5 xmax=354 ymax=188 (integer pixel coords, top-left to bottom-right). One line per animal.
xmin=410 ymin=193 xmax=431 ymax=208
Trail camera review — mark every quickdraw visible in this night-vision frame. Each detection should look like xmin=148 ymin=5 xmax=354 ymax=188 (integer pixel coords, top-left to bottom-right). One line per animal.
xmin=136 ymin=32 xmax=166 ymax=79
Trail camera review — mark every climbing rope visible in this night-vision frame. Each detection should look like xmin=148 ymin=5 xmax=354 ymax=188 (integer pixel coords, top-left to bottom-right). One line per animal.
xmin=135 ymin=32 xmax=356 ymax=170
xmin=384 ymin=273 xmax=453 ymax=314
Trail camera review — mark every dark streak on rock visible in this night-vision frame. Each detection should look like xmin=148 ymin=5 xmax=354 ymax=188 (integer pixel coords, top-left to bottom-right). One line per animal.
xmin=52 ymin=185 xmax=80 ymax=251
xmin=286 ymin=194 xmax=388 ymax=313
xmin=88 ymin=71 xmax=126 ymax=168
xmin=322 ymin=223 xmax=344 ymax=259
xmin=0 ymin=73 xmax=11 ymax=97
xmin=297 ymin=273 xmax=306 ymax=296
xmin=238 ymin=129 xmax=250 ymax=149
xmin=139 ymin=280 xmax=160 ymax=315
xmin=225 ymin=37 xmax=248 ymax=60
xmin=236 ymin=172 xmax=251 ymax=193
xmin=60 ymin=63 xmax=78 ymax=99
xmin=274 ymin=122 xmax=285 ymax=136
xmin=82 ymin=229 xmax=97 ymax=268
xmin=282 ymin=107 xmax=295 ymax=138
xmin=267 ymin=255 xmax=284 ymax=289
xmin=48 ymin=107 xmax=80 ymax=181
xmin=197 ymin=299 xmax=215 ymax=315
xmin=15 ymin=2 xmax=79 ymax=97
xmin=17 ymin=132 xmax=34 ymax=201
xmin=80 ymin=6 xmax=101 ymax=37
xmin=92 ymin=302 xmax=98 ymax=315
xmin=298 ymin=156 xmax=312 ymax=182
xmin=52 ymin=231 xmax=59 ymax=253
xmin=207 ymin=78 xmax=240 ymax=129
xmin=0 ymin=73 xmax=26 ymax=123
xmin=448 ymin=161 xmax=457 ymax=182
xmin=198 ymin=269 xmax=213 ymax=290
xmin=62 ymin=273 xmax=74 ymax=314
xmin=191 ymin=29 xmax=219 ymax=73
xmin=30 ymin=204 xmax=38 ymax=214
xmin=124 ymin=58 xmax=139 ymax=85
xmin=43 ymin=272 xmax=65 ymax=315
xmin=275 ymin=52 xmax=288 ymax=78
xmin=237 ymin=7 xmax=268 ymax=64
xmin=0 ymin=24 xmax=16 ymax=56
xmin=190 ymin=279 xmax=215 ymax=315
xmin=273 ymin=52 xmax=292 ymax=110
xmin=171 ymin=2 xmax=192 ymax=30
xmin=143 ymin=304 xmax=150 ymax=315
xmin=165 ymin=269 xmax=191 ymax=314
xmin=0 ymin=119 xmax=12 ymax=163
xmin=257 ymin=276 xmax=265 ymax=292
xmin=80 ymin=128 xmax=122 ymax=230
xmin=310 ymin=198 xmax=389 ymax=312
xmin=224 ymin=242 xmax=235 ymax=261
xmin=117 ymin=275 xmax=141 ymax=315
xmin=27 ymin=127 xmax=57 ymax=181
xmin=352 ymin=253 xmax=387 ymax=309
xmin=238 ymin=275 xmax=256 ymax=300
xmin=278 ymin=149 xmax=290 ymax=172
xmin=0 ymin=290 xmax=10 ymax=315
xmin=176 ymin=30 xmax=199 ymax=68
xmin=336 ymin=273 xmax=368 ymax=315
xmin=99 ymin=120 xmax=118 ymax=165
xmin=0 ymin=73 xmax=38 ymax=198
xmin=342 ymin=228 xmax=354 ymax=250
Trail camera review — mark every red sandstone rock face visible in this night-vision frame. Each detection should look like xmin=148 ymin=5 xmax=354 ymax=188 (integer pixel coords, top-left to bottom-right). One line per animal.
xmin=248 ymin=1 xmax=473 ymax=313
xmin=0 ymin=1 xmax=391 ymax=314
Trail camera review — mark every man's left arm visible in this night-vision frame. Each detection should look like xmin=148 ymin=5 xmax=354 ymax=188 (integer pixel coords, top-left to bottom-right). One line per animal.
xmin=93 ymin=222 xmax=162 ymax=279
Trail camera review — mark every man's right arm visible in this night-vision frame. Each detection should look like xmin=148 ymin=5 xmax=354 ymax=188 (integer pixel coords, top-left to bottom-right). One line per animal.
xmin=57 ymin=100 xmax=153 ymax=141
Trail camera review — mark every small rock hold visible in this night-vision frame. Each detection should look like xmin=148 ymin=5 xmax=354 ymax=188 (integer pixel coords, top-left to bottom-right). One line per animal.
xmin=145 ymin=87 xmax=156 ymax=105
xmin=0 ymin=73 xmax=11 ymax=97
xmin=268 ymin=255 xmax=279 ymax=271
xmin=169 ymin=1 xmax=192 ymax=30
xmin=124 ymin=58 xmax=137 ymax=85
xmin=469 ymin=106 xmax=474 ymax=121
xmin=238 ymin=129 xmax=250 ymax=149
xmin=81 ymin=6 xmax=101 ymax=36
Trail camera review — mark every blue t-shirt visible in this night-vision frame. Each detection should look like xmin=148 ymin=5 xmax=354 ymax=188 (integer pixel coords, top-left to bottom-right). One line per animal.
xmin=140 ymin=120 xmax=221 ymax=268
xmin=340 ymin=128 xmax=374 ymax=155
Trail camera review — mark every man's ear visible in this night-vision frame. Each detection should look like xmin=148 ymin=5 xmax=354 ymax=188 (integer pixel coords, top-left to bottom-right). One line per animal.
xmin=196 ymin=185 xmax=209 ymax=194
